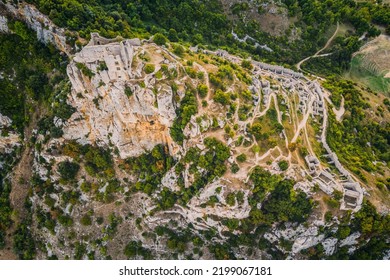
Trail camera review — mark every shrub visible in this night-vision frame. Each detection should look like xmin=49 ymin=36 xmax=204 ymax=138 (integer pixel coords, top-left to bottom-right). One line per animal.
xmin=97 ymin=61 xmax=108 ymax=71
xmin=241 ymin=60 xmax=253 ymax=70
xmin=124 ymin=241 xmax=151 ymax=259
xmin=144 ymin=64 xmax=155 ymax=74
xmin=236 ymin=154 xmax=247 ymax=163
xmin=226 ymin=193 xmax=236 ymax=206
xmin=168 ymin=28 xmax=179 ymax=42
xmin=124 ymin=85 xmax=133 ymax=97
xmin=153 ymin=33 xmax=167 ymax=45
xmin=76 ymin=62 xmax=94 ymax=78
xmin=58 ymin=161 xmax=80 ymax=180
xmin=231 ymin=163 xmax=239 ymax=173
xmin=197 ymin=84 xmax=208 ymax=98
xmin=58 ymin=215 xmax=73 ymax=227
xmin=278 ymin=160 xmax=289 ymax=171
xmin=213 ymin=89 xmax=230 ymax=105
xmin=173 ymin=44 xmax=185 ymax=56
xmin=80 ymin=214 xmax=92 ymax=226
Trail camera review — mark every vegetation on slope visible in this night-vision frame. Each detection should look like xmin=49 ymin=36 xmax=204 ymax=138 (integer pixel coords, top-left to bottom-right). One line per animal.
xmin=25 ymin=0 xmax=390 ymax=67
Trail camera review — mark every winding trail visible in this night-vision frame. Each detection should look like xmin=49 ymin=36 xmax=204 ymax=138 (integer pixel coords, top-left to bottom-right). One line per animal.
xmin=291 ymin=96 xmax=315 ymax=143
xmin=296 ymin=22 xmax=339 ymax=71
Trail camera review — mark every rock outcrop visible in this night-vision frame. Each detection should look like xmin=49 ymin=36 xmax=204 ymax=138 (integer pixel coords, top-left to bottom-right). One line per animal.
xmin=2 ymin=2 xmax=70 ymax=54
xmin=0 ymin=114 xmax=20 ymax=155
xmin=64 ymin=34 xmax=179 ymax=158
xmin=0 ymin=15 xmax=8 ymax=33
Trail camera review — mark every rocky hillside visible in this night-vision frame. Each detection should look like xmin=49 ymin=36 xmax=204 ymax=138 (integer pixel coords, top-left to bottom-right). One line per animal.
xmin=0 ymin=1 xmax=389 ymax=260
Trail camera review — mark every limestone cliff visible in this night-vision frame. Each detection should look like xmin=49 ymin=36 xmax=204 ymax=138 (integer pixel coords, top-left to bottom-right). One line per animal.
xmin=1 ymin=2 xmax=70 ymax=53
xmin=64 ymin=34 xmax=180 ymax=158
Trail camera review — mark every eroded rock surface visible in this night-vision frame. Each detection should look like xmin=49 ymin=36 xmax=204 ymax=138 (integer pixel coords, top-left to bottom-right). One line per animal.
xmin=2 ymin=2 xmax=70 ymax=53
xmin=64 ymin=34 xmax=179 ymax=158
xmin=0 ymin=15 xmax=8 ymax=33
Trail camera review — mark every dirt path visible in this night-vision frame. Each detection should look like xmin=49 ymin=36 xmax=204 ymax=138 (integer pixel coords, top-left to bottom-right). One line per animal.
xmin=291 ymin=96 xmax=315 ymax=143
xmin=296 ymin=22 xmax=339 ymax=71
xmin=322 ymin=88 xmax=345 ymax=122
xmin=332 ymin=96 xmax=345 ymax=121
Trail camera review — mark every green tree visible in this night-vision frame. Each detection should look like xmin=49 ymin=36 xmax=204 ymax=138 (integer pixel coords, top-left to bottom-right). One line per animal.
xmin=278 ymin=160 xmax=289 ymax=171
xmin=168 ymin=28 xmax=179 ymax=42
xmin=58 ymin=161 xmax=80 ymax=180
xmin=213 ymin=89 xmax=230 ymax=105
xmin=153 ymin=33 xmax=168 ymax=45
xmin=173 ymin=44 xmax=185 ymax=56
xmin=197 ymin=84 xmax=208 ymax=98
xmin=236 ymin=154 xmax=247 ymax=163
xmin=144 ymin=64 xmax=155 ymax=74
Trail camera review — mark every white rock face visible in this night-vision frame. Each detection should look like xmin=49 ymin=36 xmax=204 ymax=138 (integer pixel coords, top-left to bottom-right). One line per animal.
xmin=0 ymin=113 xmax=20 ymax=155
xmin=0 ymin=114 xmax=12 ymax=127
xmin=383 ymin=250 xmax=390 ymax=260
xmin=291 ymin=226 xmax=324 ymax=254
xmin=4 ymin=3 xmax=69 ymax=53
xmin=186 ymin=180 xmax=251 ymax=224
xmin=161 ymin=168 xmax=180 ymax=192
xmin=263 ymin=222 xmax=328 ymax=256
xmin=0 ymin=15 xmax=9 ymax=33
xmin=322 ymin=237 xmax=338 ymax=256
xmin=340 ymin=232 xmax=361 ymax=247
xmin=183 ymin=116 xmax=201 ymax=138
xmin=64 ymin=34 xmax=179 ymax=158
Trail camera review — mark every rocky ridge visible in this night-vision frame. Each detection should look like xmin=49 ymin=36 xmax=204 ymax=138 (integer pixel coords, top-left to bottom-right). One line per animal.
xmin=0 ymin=2 xmax=386 ymax=259
xmin=64 ymin=33 xmax=179 ymax=158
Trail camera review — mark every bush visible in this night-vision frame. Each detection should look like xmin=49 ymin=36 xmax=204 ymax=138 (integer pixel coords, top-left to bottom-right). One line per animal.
xmin=226 ymin=193 xmax=236 ymax=206
xmin=173 ymin=44 xmax=185 ymax=56
xmin=97 ymin=61 xmax=108 ymax=71
xmin=58 ymin=161 xmax=80 ymax=180
xmin=76 ymin=62 xmax=94 ymax=78
xmin=213 ymin=89 xmax=230 ymax=105
xmin=124 ymin=86 xmax=133 ymax=97
xmin=0 ymin=232 xmax=5 ymax=249
xmin=144 ymin=64 xmax=155 ymax=74
xmin=55 ymin=103 xmax=76 ymax=120
xmin=170 ymin=91 xmax=198 ymax=144
xmin=236 ymin=154 xmax=247 ymax=163
xmin=83 ymin=145 xmax=114 ymax=178
xmin=168 ymin=28 xmax=179 ymax=42
xmin=231 ymin=163 xmax=239 ymax=173
xmin=80 ymin=214 xmax=92 ymax=226
xmin=278 ymin=160 xmax=289 ymax=171
xmin=124 ymin=241 xmax=151 ymax=259
xmin=241 ymin=60 xmax=253 ymax=70
xmin=125 ymin=145 xmax=174 ymax=195
xmin=13 ymin=221 xmax=36 ymax=259
xmin=153 ymin=33 xmax=168 ymax=45
xmin=197 ymin=84 xmax=208 ymax=98
xmin=58 ymin=214 xmax=73 ymax=227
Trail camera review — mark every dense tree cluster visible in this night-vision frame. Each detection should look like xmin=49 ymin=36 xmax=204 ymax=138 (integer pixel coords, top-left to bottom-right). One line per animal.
xmin=325 ymin=79 xmax=390 ymax=180
xmin=58 ymin=160 xmax=80 ymax=181
xmin=248 ymin=167 xmax=313 ymax=225
xmin=25 ymin=0 xmax=390 ymax=68
xmin=0 ymin=21 xmax=67 ymax=132
xmin=124 ymin=144 xmax=174 ymax=195
xmin=173 ymin=138 xmax=230 ymax=205
xmin=170 ymin=89 xmax=198 ymax=144
xmin=124 ymin=240 xmax=152 ymax=259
